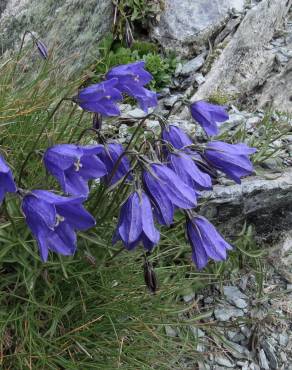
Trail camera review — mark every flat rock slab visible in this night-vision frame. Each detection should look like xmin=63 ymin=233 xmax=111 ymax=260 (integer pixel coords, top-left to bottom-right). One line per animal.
xmin=150 ymin=0 xmax=245 ymax=55
xmin=0 ymin=0 xmax=113 ymax=75
xmin=200 ymin=167 xmax=292 ymax=239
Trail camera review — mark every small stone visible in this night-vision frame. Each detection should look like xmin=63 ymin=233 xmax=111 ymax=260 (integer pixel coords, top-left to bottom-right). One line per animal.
xmin=214 ymin=306 xmax=245 ymax=321
xmin=227 ymin=341 xmax=250 ymax=360
xmin=196 ymin=343 xmax=206 ymax=352
xmin=180 ymin=54 xmax=205 ymax=76
xmin=183 ymin=291 xmax=196 ymax=303
xmin=223 ymin=286 xmax=248 ymax=309
xmin=246 ymin=116 xmax=261 ymax=130
xmin=250 ymin=363 xmax=260 ymax=370
xmin=215 ymin=355 xmax=235 ymax=368
xmin=204 ymin=296 xmax=214 ymax=304
xmin=280 ymin=351 xmax=287 ymax=362
xmin=159 ymin=87 xmax=170 ymax=98
xmin=198 ymin=362 xmax=211 ymax=370
xmin=190 ymin=326 xmax=205 ymax=338
xmin=163 ymin=94 xmax=183 ymax=108
xmin=125 ymin=108 xmax=148 ymax=119
xmin=165 ymin=325 xmax=179 ymax=337
xmin=174 ymin=62 xmax=183 ymax=76
xmin=194 ymin=73 xmax=206 ymax=85
xmin=262 ymin=340 xmax=279 ymax=369
xmin=259 ymin=349 xmax=269 ymax=370
xmin=240 ymin=326 xmax=251 ymax=338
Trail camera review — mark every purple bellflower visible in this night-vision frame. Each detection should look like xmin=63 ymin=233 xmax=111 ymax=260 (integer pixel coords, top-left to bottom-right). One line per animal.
xmin=36 ymin=39 xmax=48 ymax=59
xmin=186 ymin=215 xmax=232 ymax=269
xmin=106 ymin=61 xmax=158 ymax=112
xmin=0 ymin=155 xmax=17 ymax=203
xmin=204 ymin=141 xmax=256 ymax=184
xmin=22 ymin=190 xmax=95 ymax=262
xmin=143 ymin=163 xmax=197 ymax=225
xmin=73 ymin=79 xmax=123 ymax=116
xmin=168 ymin=152 xmax=212 ymax=192
xmin=113 ymin=191 xmax=160 ymax=251
xmin=44 ymin=144 xmax=107 ymax=196
xmin=162 ymin=125 xmax=193 ymax=150
xmin=97 ymin=143 xmax=132 ymax=186
xmin=190 ymin=101 xmax=229 ymax=136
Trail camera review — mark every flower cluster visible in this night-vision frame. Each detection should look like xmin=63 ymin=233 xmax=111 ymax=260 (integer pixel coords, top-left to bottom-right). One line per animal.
xmin=1 ymin=55 xmax=256 ymax=270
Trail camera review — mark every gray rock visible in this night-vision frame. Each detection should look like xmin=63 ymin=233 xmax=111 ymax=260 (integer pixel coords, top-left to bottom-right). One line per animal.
xmin=261 ymin=157 xmax=284 ymax=171
xmin=190 ymin=326 xmax=205 ymax=338
xmin=124 ymin=108 xmax=148 ymax=119
xmin=191 ymin=0 xmax=291 ymax=106
xmin=215 ymin=355 xmax=235 ymax=368
xmin=180 ymin=54 xmax=205 ymax=76
xmin=257 ymin=58 xmax=292 ymax=113
xmin=183 ymin=291 xmax=196 ymax=303
xmin=165 ymin=325 xmax=179 ymax=337
xmin=259 ymin=349 xmax=270 ymax=370
xmin=225 ymin=341 xmax=251 ymax=360
xmin=249 ymin=363 xmax=260 ymax=370
xmin=150 ymin=0 xmax=245 ymax=55
xmin=163 ymin=94 xmax=184 ymax=108
xmin=194 ymin=73 xmax=206 ymax=85
xmin=223 ymin=286 xmax=248 ymax=309
xmin=200 ymin=167 xmax=292 ymax=240
xmin=214 ymin=306 xmax=244 ymax=321
xmin=0 ymin=0 xmax=113 ymax=75
xmin=262 ymin=340 xmax=279 ymax=369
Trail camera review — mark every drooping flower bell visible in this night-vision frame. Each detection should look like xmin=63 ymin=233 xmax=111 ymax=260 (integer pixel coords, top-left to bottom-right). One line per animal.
xmin=0 ymin=155 xmax=17 ymax=203
xmin=186 ymin=215 xmax=232 ymax=269
xmin=162 ymin=125 xmax=193 ymax=150
xmin=204 ymin=141 xmax=256 ymax=184
xmin=36 ymin=39 xmax=48 ymax=59
xmin=73 ymin=79 xmax=123 ymax=116
xmin=143 ymin=163 xmax=197 ymax=225
xmin=44 ymin=144 xmax=107 ymax=196
xmin=190 ymin=101 xmax=229 ymax=136
xmin=113 ymin=191 xmax=160 ymax=251
xmin=167 ymin=152 xmax=212 ymax=192
xmin=97 ymin=143 xmax=132 ymax=186
xmin=22 ymin=190 xmax=95 ymax=262
xmin=106 ymin=61 xmax=158 ymax=112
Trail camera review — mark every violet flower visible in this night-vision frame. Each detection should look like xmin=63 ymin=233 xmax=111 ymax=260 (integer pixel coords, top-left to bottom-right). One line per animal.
xmin=162 ymin=125 xmax=193 ymax=150
xmin=143 ymin=163 xmax=197 ymax=225
xmin=97 ymin=143 xmax=132 ymax=186
xmin=204 ymin=141 xmax=256 ymax=184
xmin=186 ymin=215 xmax=232 ymax=269
xmin=190 ymin=101 xmax=229 ymax=136
xmin=44 ymin=144 xmax=107 ymax=196
xmin=0 ymin=155 xmax=17 ymax=203
xmin=73 ymin=79 xmax=123 ymax=116
xmin=36 ymin=39 xmax=48 ymax=59
xmin=106 ymin=61 xmax=158 ymax=112
xmin=22 ymin=190 xmax=95 ymax=262
xmin=113 ymin=191 xmax=160 ymax=251
xmin=168 ymin=152 xmax=212 ymax=192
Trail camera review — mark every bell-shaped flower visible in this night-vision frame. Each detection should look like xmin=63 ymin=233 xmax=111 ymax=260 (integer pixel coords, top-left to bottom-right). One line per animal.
xmin=0 ymin=155 xmax=17 ymax=203
xmin=186 ymin=215 xmax=232 ymax=269
xmin=143 ymin=163 xmax=197 ymax=226
xmin=204 ymin=141 xmax=256 ymax=184
xmin=168 ymin=152 xmax=212 ymax=192
xmin=97 ymin=143 xmax=132 ymax=186
xmin=22 ymin=190 xmax=96 ymax=262
xmin=73 ymin=79 xmax=123 ymax=116
xmin=162 ymin=124 xmax=193 ymax=150
xmin=44 ymin=144 xmax=107 ymax=196
xmin=190 ymin=101 xmax=229 ymax=136
xmin=36 ymin=39 xmax=48 ymax=59
xmin=106 ymin=61 xmax=158 ymax=112
xmin=113 ymin=191 xmax=160 ymax=251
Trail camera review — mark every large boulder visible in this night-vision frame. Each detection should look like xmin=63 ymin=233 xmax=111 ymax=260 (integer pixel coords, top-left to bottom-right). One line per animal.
xmin=150 ymin=0 xmax=245 ymax=55
xmin=190 ymin=0 xmax=292 ymax=109
xmin=0 ymin=0 xmax=113 ymax=74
